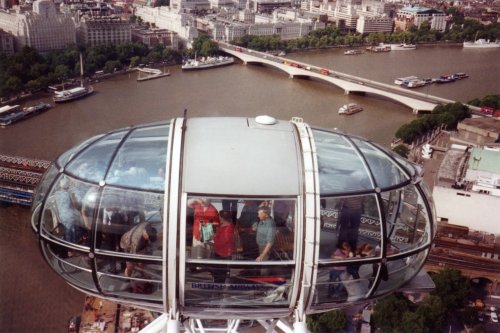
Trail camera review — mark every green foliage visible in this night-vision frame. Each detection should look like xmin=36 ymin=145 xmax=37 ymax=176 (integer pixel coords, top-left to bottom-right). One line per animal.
xmin=392 ymin=144 xmax=410 ymax=158
xmin=0 ymin=42 xmax=182 ymax=98
xmin=192 ymin=35 xmax=220 ymax=56
xmin=373 ymin=293 xmax=415 ymax=332
xmin=307 ymin=310 xmax=347 ymax=333
xmin=460 ymin=306 xmax=478 ymax=327
xmin=401 ymin=311 xmax=428 ymax=333
xmin=395 ymin=102 xmax=470 ymax=144
xmin=468 ymin=94 xmax=500 ymax=109
xmin=416 ymin=295 xmax=448 ymax=332
xmin=430 ymin=268 xmax=471 ymax=311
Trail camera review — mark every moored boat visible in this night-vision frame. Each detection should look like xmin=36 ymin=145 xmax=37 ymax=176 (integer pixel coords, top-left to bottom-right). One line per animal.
xmin=182 ymin=56 xmax=234 ymax=70
xmin=403 ymin=79 xmax=427 ymax=88
xmin=452 ymin=72 xmax=469 ymax=79
xmin=0 ymin=102 xmax=51 ymax=126
xmin=53 ymin=86 xmax=94 ymax=103
xmin=390 ymin=43 xmax=416 ymax=51
xmin=394 ymin=76 xmax=419 ymax=85
xmin=338 ymin=103 xmax=363 ymax=115
xmin=344 ymin=49 xmax=364 ymax=55
xmin=366 ymin=44 xmax=391 ymax=52
xmin=463 ymin=39 xmax=500 ymax=48
xmin=53 ymin=53 xmax=94 ymax=103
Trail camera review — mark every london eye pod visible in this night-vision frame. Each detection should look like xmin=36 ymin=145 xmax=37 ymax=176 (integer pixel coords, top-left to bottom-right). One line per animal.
xmin=31 ymin=116 xmax=435 ymax=332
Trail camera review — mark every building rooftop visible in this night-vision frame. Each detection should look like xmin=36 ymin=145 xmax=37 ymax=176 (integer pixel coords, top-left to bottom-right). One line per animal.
xmin=437 ymin=148 xmax=466 ymax=185
xmin=468 ymin=147 xmax=500 ymax=174
xmin=400 ymin=6 xmax=442 ymax=14
xmin=459 ymin=117 xmax=500 ymax=136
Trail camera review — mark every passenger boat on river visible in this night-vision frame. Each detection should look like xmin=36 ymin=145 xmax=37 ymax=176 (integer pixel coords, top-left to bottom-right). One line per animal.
xmin=339 ymin=103 xmax=363 ymax=115
xmin=182 ymin=56 xmax=234 ymax=70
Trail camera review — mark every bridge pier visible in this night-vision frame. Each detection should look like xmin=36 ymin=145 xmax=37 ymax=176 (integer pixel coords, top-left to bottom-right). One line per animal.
xmin=344 ymin=90 xmax=349 ymax=95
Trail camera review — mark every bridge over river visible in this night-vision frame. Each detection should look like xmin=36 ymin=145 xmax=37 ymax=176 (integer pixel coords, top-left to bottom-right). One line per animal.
xmin=219 ymin=42 xmax=462 ymax=114
xmin=0 ymin=154 xmax=50 ymax=206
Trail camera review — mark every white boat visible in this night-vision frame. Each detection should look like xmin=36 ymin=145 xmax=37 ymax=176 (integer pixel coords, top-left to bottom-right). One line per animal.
xmin=344 ymin=49 xmax=364 ymax=55
xmin=338 ymin=103 xmax=363 ymax=115
xmin=182 ymin=56 xmax=234 ymax=70
xmin=390 ymin=43 xmax=416 ymax=51
xmin=53 ymin=86 xmax=94 ymax=103
xmin=53 ymin=53 xmax=93 ymax=103
xmin=403 ymin=79 xmax=427 ymax=88
xmin=463 ymin=39 xmax=500 ymax=48
xmin=394 ymin=76 xmax=419 ymax=85
xmin=366 ymin=43 xmax=391 ymax=52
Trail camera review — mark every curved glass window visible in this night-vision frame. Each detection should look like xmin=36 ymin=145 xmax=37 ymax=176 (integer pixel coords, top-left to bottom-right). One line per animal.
xmin=319 ymin=194 xmax=381 ymax=260
xmin=40 ymin=175 xmax=95 ymax=249
xmin=184 ymin=196 xmax=296 ymax=308
xmin=32 ymin=164 xmax=58 ymax=211
xmin=350 ymin=138 xmax=408 ymax=189
xmin=314 ymin=130 xmax=373 ymax=194
xmin=374 ymin=250 xmax=428 ymax=297
xmin=42 ymin=242 xmax=97 ymax=292
xmin=57 ymin=134 xmax=105 ymax=168
xmin=383 ymin=185 xmax=431 ymax=254
xmin=106 ymin=125 xmax=169 ymax=191
xmin=65 ymin=131 xmax=128 ymax=183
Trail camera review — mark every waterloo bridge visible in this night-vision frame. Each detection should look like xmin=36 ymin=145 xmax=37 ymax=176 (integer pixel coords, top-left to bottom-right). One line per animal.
xmin=218 ymin=42 xmax=481 ymax=115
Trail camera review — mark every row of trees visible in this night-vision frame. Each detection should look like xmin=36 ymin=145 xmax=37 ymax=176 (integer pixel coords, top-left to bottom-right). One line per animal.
xmin=0 ymin=42 xmax=184 ymax=98
xmin=306 ymin=268 xmax=474 ymax=332
xmin=395 ymin=102 xmax=471 ymax=144
xmin=468 ymin=94 xmax=500 ymax=110
xmin=232 ymin=20 xmax=500 ymax=52
xmin=372 ymin=268 xmax=475 ymax=332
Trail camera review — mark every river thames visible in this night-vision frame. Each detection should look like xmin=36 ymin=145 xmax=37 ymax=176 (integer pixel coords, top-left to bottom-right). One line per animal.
xmin=0 ymin=44 xmax=499 ymax=333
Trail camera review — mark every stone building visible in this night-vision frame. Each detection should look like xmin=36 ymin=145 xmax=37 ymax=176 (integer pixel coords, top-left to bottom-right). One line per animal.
xmin=0 ymin=28 xmax=15 ymax=54
xmin=395 ymin=6 xmax=446 ymax=32
xmin=132 ymin=27 xmax=179 ymax=50
xmin=0 ymin=0 xmax=76 ymax=52
xmin=79 ymin=16 xmax=131 ymax=47
xmin=453 ymin=118 xmax=500 ymax=147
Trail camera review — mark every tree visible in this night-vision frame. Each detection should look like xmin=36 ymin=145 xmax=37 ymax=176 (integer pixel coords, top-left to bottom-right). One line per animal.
xmin=373 ymin=293 xmax=415 ymax=332
xmin=54 ymin=64 xmax=70 ymax=82
xmin=307 ymin=310 xmax=347 ymax=333
xmin=460 ymin=306 xmax=478 ymax=327
xmin=401 ymin=311 xmax=428 ymax=333
xmin=393 ymin=144 xmax=410 ymax=158
xmin=431 ymin=268 xmax=471 ymax=311
xmin=416 ymin=295 xmax=448 ymax=332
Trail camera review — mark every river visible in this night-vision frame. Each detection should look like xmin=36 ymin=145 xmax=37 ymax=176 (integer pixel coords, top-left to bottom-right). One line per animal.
xmin=0 ymin=44 xmax=498 ymax=333
xmin=0 ymin=44 xmax=499 ymax=162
